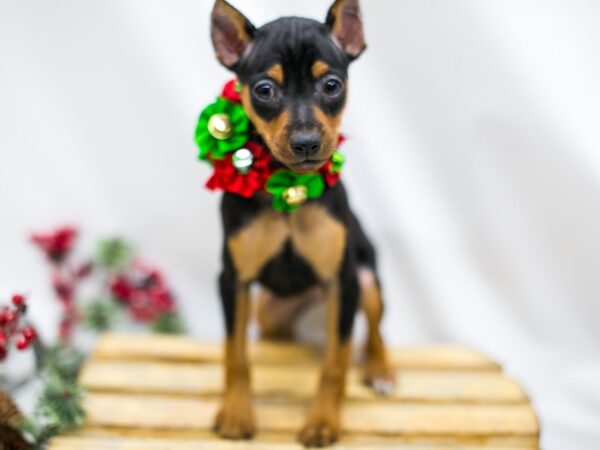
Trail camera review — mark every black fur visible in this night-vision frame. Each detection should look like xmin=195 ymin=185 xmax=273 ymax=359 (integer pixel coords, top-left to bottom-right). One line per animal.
xmin=237 ymin=17 xmax=350 ymax=131
xmin=215 ymin=6 xmax=377 ymax=342
xmin=220 ymin=183 xmax=376 ymax=340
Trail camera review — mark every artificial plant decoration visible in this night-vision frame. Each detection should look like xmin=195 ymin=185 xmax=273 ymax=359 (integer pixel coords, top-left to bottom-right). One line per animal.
xmin=0 ymin=389 xmax=29 ymax=450
xmin=30 ymin=228 xmax=185 ymax=336
xmin=0 ymin=293 xmax=84 ymax=450
xmin=30 ymin=227 xmax=90 ymax=343
xmin=17 ymin=343 xmax=86 ymax=450
xmin=0 ymin=294 xmax=37 ymax=361
xmin=0 ymin=225 xmax=188 ymax=448
xmin=108 ymin=260 xmax=182 ymax=333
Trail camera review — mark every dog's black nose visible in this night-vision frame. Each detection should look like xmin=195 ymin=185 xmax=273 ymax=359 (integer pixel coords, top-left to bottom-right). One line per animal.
xmin=290 ymin=133 xmax=321 ymax=157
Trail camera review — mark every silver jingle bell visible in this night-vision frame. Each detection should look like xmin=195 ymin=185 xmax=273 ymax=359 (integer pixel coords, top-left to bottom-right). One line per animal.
xmin=232 ymin=148 xmax=254 ymax=173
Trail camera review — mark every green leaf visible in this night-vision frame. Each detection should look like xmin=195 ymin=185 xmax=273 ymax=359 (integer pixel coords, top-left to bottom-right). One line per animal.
xmin=151 ymin=312 xmax=185 ymax=335
xmin=83 ymin=300 xmax=118 ymax=332
xmin=95 ymin=238 xmax=133 ymax=270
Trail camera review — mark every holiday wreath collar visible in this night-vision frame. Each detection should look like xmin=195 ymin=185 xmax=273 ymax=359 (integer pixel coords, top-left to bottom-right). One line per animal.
xmin=194 ymin=80 xmax=345 ymax=213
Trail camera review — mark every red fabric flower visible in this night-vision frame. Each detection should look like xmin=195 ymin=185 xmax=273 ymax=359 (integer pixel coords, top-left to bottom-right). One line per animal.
xmin=320 ymin=160 xmax=341 ymax=187
xmin=206 ymin=140 xmax=272 ymax=198
xmin=31 ymin=226 xmax=77 ymax=263
xmin=221 ymin=79 xmax=242 ymax=103
xmin=320 ymin=135 xmax=347 ymax=187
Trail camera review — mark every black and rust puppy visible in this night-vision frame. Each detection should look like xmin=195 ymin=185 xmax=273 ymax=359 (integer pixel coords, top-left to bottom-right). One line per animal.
xmin=209 ymin=0 xmax=394 ymax=446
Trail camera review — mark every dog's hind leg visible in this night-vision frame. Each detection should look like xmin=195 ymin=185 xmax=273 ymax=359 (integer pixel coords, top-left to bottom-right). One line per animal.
xmin=349 ymin=212 xmax=396 ymax=395
xmin=255 ymin=286 xmax=322 ymax=340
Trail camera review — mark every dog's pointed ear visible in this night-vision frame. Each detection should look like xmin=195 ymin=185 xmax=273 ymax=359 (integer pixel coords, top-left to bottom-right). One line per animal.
xmin=211 ymin=0 xmax=256 ymax=69
xmin=326 ymin=0 xmax=366 ymax=60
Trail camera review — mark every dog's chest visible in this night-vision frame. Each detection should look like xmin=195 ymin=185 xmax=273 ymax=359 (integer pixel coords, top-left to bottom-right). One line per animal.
xmin=227 ymin=204 xmax=346 ymax=284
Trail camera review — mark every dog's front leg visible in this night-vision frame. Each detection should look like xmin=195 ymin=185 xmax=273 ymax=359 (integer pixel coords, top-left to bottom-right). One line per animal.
xmin=214 ymin=264 xmax=255 ymax=440
xmin=299 ymin=268 xmax=360 ymax=447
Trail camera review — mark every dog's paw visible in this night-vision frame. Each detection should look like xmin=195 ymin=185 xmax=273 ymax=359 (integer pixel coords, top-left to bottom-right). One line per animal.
xmin=363 ymin=360 xmax=396 ymax=396
xmin=213 ymin=396 xmax=256 ymax=440
xmin=298 ymin=415 xmax=340 ymax=448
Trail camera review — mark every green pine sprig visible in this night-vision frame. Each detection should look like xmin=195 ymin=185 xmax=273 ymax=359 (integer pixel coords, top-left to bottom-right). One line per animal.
xmin=18 ymin=344 xmax=86 ymax=449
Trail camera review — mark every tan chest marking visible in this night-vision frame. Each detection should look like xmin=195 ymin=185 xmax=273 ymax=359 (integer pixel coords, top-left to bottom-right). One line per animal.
xmin=228 ymin=210 xmax=289 ymax=283
xmin=227 ymin=205 xmax=347 ymax=283
xmin=290 ymin=205 xmax=347 ymax=282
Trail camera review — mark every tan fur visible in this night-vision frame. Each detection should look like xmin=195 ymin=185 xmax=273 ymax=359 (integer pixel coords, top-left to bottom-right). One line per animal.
xmin=359 ymin=268 xmax=395 ymax=386
xmin=311 ymin=60 xmax=330 ymax=79
xmin=228 ymin=205 xmax=346 ymax=284
xmin=291 ymin=205 xmax=346 ymax=281
xmin=313 ymin=106 xmax=342 ymax=159
xmin=330 ymin=0 xmax=345 ymax=37
xmin=227 ymin=210 xmax=289 ymax=283
xmin=299 ymin=282 xmax=350 ymax=446
xmin=267 ymin=63 xmax=285 ymax=85
xmin=241 ymin=86 xmax=294 ymax=165
xmin=215 ymin=287 xmax=255 ymax=439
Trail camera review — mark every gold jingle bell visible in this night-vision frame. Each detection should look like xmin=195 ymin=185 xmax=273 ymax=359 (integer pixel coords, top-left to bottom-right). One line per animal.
xmin=282 ymin=185 xmax=308 ymax=207
xmin=208 ymin=113 xmax=233 ymax=140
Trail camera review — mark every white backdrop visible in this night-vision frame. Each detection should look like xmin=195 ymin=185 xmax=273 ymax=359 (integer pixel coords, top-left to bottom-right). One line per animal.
xmin=1 ymin=1 xmax=599 ymax=448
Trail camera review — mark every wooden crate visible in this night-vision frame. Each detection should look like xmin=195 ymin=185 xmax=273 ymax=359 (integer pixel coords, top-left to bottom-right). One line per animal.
xmin=48 ymin=333 xmax=539 ymax=449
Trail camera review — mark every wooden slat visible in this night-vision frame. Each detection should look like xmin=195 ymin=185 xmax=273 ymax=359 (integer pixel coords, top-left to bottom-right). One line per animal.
xmin=82 ymin=393 xmax=538 ymax=440
xmin=48 ymin=435 xmax=537 ymax=450
xmin=79 ymin=361 xmax=525 ymax=404
xmin=57 ymin=428 xmax=540 ymax=447
xmin=92 ymin=334 xmax=499 ymax=371
xmin=49 ymin=334 xmax=539 ymax=449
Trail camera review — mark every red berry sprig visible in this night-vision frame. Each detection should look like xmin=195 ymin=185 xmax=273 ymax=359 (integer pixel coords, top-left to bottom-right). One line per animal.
xmin=30 ymin=226 xmax=92 ymax=343
xmin=0 ymin=294 xmax=37 ymax=361
xmin=109 ymin=262 xmax=175 ymax=323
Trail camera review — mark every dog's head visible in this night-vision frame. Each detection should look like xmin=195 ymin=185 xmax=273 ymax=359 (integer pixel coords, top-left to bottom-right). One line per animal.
xmin=210 ymin=0 xmax=366 ymax=173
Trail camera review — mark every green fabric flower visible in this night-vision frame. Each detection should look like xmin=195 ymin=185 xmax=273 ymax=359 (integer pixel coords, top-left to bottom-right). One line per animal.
xmin=195 ymin=97 xmax=249 ymax=160
xmin=330 ymin=151 xmax=345 ymax=173
xmin=265 ymin=170 xmax=325 ymax=213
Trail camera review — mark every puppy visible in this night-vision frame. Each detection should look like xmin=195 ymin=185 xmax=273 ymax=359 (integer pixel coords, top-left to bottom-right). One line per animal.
xmin=208 ymin=0 xmax=394 ymax=446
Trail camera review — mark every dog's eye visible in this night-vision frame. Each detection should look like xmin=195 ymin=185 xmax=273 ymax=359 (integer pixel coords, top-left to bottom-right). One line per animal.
xmin=322 ymin=76 xmax=344 ymax=98
xmin=253 ymin=81 xmax=276 ymax=102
